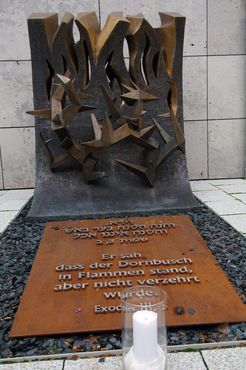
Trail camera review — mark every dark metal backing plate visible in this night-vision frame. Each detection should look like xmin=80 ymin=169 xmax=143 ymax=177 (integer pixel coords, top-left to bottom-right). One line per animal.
xmin=10 ymin=215 xmax=246 ymax=337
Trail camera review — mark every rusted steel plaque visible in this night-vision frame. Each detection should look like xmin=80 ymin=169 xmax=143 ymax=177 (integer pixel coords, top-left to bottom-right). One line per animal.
xmin=10 ymin=215 xmax=246 ymax=337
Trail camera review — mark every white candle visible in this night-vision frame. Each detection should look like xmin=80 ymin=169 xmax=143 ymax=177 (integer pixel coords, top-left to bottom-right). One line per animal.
xmin=132 ymin=310 xmax=158 ymax=364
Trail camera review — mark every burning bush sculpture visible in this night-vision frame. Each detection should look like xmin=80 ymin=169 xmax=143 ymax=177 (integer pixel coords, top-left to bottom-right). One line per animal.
xmin=27 ymin=11 xmax=197 ymax=219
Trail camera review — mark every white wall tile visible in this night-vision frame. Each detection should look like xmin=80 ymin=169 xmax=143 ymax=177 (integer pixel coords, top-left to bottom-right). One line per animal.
xmin=0 ymin=0 xmax=99 ymax=60
xmin=0 ymin=61 xmax=33 ymax=127
xmin=183 ymin=57 xmax=207 ymax=120
xmin=0 ymin=127 xmax=35 ymax=189
xmin=208 ymin=119 xmax=246 ymax=179
xmin=100 ymin=0 xmax=207 ymax=56
xmin=208 ymin=0 xmax=246 ymax=55
xmin=208 ymin=55 xmax=246 ymax=119
xmin=184 ymin=121 xmax=208 ymax=179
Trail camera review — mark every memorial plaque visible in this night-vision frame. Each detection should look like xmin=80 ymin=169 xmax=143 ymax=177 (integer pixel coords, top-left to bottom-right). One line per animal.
xmin=10 ymin=215 xmax=246 ymax=337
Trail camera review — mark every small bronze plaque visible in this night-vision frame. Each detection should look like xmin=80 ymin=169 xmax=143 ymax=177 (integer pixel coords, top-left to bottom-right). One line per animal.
xmin=10 ymin=215 xmax=246 ymax=337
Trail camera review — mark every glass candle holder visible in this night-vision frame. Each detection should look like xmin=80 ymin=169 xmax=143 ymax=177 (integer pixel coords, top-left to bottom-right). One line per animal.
xmin=121 ymin=285 xmax=167 ymax=370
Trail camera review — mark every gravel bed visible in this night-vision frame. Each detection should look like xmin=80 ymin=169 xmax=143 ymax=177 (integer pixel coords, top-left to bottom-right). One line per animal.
xmin=0 ymin=200 xmax=245 ymax=358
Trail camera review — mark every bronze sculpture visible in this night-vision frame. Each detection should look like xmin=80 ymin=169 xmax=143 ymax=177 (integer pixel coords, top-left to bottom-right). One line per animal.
xmin=27 ymin=11 xmax=197 ymax=219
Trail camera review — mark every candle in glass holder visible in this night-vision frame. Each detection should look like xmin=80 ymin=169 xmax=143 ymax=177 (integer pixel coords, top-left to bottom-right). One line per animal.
xmin=122 ymin=286 xmax=167 ymax=370
xmin=123 ymin=309 xmax=166 ymax=370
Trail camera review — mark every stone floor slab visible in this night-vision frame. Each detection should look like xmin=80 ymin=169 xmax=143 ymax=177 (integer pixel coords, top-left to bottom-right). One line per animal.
xmin=0 ymin=189 xmax=34 ymax=201
xmin=0 ymin=199 xmax=28 ymax=211
xmin=216 ymin=184 xmax=246 ymax=194
xmin=168 ymin=352 xmax=206 ymax=370
xmin=0 ymin=360 xmax=64 ymax=370
xmin=232 ymin=193 xmax=246 ymax=204
xmin=0 ymin=190 xmax=7 ymax=198
xmin=221 ymin=214 xmax=246 ymax=233
xmin=64 ymin=357 xmax=122 ymax=370
xmin=209 ymin=179 xmax=245 ymax=185
xmin=202 ymin=347 xmax=246 ymax=370
xmin=190 ymin=181 xmax=215 ymax=191
xmin=0 ymin=210 xmax=18 ymax=233
xmin=194 ymin=190 xmax=231 ymax=202
xmin=64 ymin=352 xmax=206 ymax=370
xmin=205 ymin=199 xmax=246 ymax=215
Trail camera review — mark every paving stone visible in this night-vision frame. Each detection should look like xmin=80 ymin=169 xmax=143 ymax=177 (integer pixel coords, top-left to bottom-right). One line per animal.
xmin=205 ymin=199 xmax=246 ymax=216
xmin=0 ymin=210 xmax=18 ymax=234
xmin=190 ymin=181 xmax=216 ymax=191
xmin=0 ymin=360 xmax=64 ymax=369
xmin=194 ymin=190 xmax=231 ymax=202
xmin=232 ymin=193 xmax=246 ymax=204
xmin=0 ymin=199 xmax=28 ymax=211
xmin=0 ymin=189 xmax=34 ymax=201
xmin=221 ymin=214 xmax=246 ymax=233
xmin=64 ymin=356 xmax=122 ymax=369
xmin=168 ymin=351 xmax=206 ymax=370
xmin=0 ymin=191 xmax=7 ymax=198
xmin=64 ymin=352 xmax=206 ymax=370
xmin=216 ymin=184 xmax=246 ymax=194
xmin=209 ymin=179 xmax=245 ymax=186
xmin=202 ymin=347 xmax=246 ymax=370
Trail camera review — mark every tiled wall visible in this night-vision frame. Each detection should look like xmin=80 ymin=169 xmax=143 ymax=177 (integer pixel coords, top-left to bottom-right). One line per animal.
xmin=0 ymin=0 xmax=245 ymax=189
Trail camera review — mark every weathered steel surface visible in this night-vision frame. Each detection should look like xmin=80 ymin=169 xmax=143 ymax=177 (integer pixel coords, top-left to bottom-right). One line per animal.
xmin=26 ymin=12 xmax=198 ymax=220
xmin=10 ymin=215 xmax=246 ymax=337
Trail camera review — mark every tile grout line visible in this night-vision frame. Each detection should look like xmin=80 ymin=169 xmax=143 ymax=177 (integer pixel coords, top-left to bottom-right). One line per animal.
xmin=200 ymin=351 xmax=209 ymax=370
xmin=185 ymin=117 xmax=246 ymax=122
xmin=0 ymin=54 xmax=245 ymax=63
xmin=0 ymin=59 xmax=31 ymax=62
